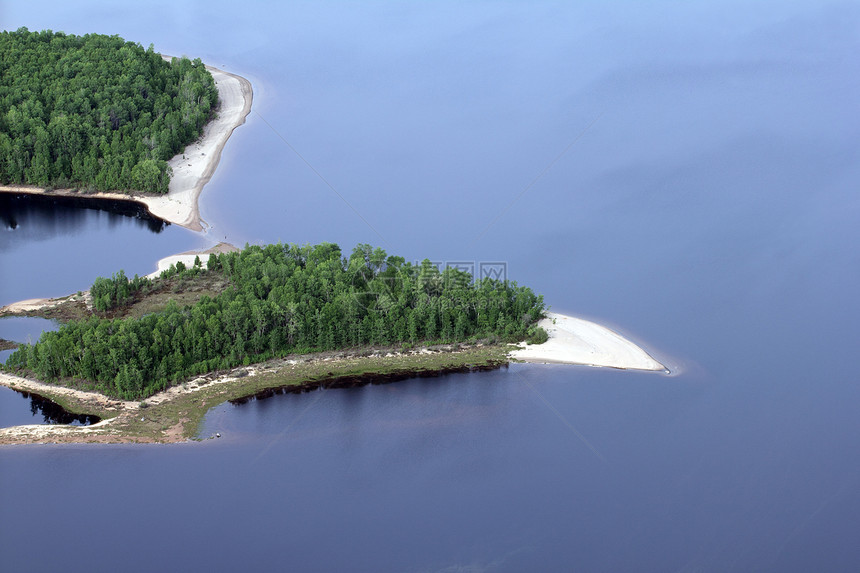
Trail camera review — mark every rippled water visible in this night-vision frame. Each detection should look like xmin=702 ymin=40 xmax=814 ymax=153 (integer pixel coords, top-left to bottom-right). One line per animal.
xmin=1 ymin=1 xmax=859 ymax=571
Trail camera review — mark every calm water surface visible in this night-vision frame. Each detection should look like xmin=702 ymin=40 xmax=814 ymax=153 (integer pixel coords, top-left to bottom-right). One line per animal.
xmin=1 ymin=1 xmax=859 ymax=571
xmin=0 ymin=316 xmax=58 ymax=366
xmin=0 ymin=385 xmax=100 ymax=426
xmin=0 ymin=194 xmax=203 ymax=305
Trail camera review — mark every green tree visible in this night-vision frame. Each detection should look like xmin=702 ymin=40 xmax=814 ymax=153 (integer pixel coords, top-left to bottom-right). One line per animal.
xmin=0 ymin=29 xmax=218 ymax=194
xmin=3 ymin=242 xmax=545 ymax=400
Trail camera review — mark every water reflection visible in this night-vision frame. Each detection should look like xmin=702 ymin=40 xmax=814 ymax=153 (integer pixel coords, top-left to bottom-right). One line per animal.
xmin=228 ymin=363 xmax=506 ymax=405
xmin=0 ymin=193 xmax=167 ymax=244
xmin=23 ymin=389 xmax=100 ymax=425
xmin=0 ymin=191 xmax=197 ymax=306
xmin=0 ymin=385 xmax=100 ymax=427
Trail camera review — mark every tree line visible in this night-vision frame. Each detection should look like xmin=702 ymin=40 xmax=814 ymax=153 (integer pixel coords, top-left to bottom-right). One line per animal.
xmin=4 ymin=243 xmax=546 ymax=400
xmin=0 ymin=28 xmax=218 ymax=193
xmin=90 ymin=269 xmax=152 ymax=312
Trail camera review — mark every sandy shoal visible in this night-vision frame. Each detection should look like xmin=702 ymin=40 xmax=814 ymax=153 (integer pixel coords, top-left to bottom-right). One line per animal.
xmin=510 ymin=312 xmax=666 ymax=371
xmin=0 ymin=59 xmax=253 ymax=232
xmin=1 ymin=298 xmax=63 ymax=313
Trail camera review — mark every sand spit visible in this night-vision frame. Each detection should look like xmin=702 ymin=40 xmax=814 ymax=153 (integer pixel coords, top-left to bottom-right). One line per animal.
xmin=0 ymin=243 xmax=239 ymax=315
xmin=510 ymin=312 xmax=666 ymax=371
xmin=0 ymin=291 xmax=89 ymax=316
xmin=0 ymin=363 xmax=260 ymax=444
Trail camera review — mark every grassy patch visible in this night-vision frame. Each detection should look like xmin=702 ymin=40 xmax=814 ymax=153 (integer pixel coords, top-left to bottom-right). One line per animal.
xmin=121 ymin=287 xmax=224 ymax=319
xmin=166 ymin=344 xmax=510 ymax=441
xmin=106 ymin=271 xmax=231 ymax=319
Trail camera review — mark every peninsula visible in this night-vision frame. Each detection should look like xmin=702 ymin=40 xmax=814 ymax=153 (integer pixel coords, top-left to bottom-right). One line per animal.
xmin=0 ymin=243 xmax=665 ymax=445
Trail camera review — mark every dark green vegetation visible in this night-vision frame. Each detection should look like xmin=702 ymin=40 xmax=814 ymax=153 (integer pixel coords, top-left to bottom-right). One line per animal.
xmin=4 ymin=243 xmax=545 ymax=400
xmin=90 ymin=270 xmax=153 ymax=312
xmin=0 ymin=28 xmax=218 ymax=193
xmin=91 ymin=256 xmax=213 ymax=313
xmin=527 ymin=325 xmax=549 ymax=345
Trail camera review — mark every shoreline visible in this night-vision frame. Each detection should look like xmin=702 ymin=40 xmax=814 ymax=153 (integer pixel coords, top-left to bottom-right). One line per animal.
xmin=510 ymin=312 xmax=666 ymax=371
xmin=0 ymin=59 xmax=253 ymax=232
xmin=0 ymin=344 xmax=509 ymax=445
xmin=0 ymin=308 xmax=670 ymax=445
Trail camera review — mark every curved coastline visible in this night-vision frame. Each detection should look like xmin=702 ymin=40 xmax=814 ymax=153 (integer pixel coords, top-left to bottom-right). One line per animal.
xmin=0 ymin=59 xmax=253 ymax=232
xmin=510 ymin=312 xmax=666 ymax=371
xmin=0 ymin=307 xmax=669 ymax=445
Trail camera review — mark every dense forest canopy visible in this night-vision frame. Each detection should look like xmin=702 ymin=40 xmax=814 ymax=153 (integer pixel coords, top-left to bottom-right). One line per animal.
xmin=4 ymin=243 xmax=546 ymax=400
xmin=0 ymin=28 xmax=218 ymax=193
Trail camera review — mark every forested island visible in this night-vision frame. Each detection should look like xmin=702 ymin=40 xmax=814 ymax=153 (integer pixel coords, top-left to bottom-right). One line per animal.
xmin=0 ymin=28 xmax=218 ymax=193
xmin=0 ymin=31 xmax=662 ymax=445
xmin=3 ymin=242 xmax=546 ymax=402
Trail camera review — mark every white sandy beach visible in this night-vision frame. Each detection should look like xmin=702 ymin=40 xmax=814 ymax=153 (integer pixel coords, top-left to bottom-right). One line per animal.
xmin=0 ymin=59 xmax=252 ymax=232
xmin=510 ymin=312 xmax=666 ymax=371
xmin=145 ymin=241 xmax=239 ymax=279
xmin=143 ymin=59 xmax=253 ymax=231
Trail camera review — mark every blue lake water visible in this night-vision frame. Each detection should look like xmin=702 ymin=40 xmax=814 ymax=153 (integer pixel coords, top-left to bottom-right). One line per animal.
xmin=2 ymin=1 xmax=859 ymax=571
xmin=0 ymin=316 xmax=58 ymax=366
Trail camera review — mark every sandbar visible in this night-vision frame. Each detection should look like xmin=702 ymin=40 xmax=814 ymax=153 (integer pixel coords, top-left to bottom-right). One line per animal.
xmin=510 ymin=312 xmax=666 ymax=371
xmin=0 ymin=58 xmax=253 ymax=232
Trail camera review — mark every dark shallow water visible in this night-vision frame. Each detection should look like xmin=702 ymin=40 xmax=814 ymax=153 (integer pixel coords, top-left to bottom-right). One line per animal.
xmin=0 ymin=317 xmax=86 ymax=425
xmin=0 ymin=385 xmax=100 ymax=426
xmin=0 ymin=192 xmax=204 ymax=306
xmin=2 ymin=1 xmax=860 ymax=571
